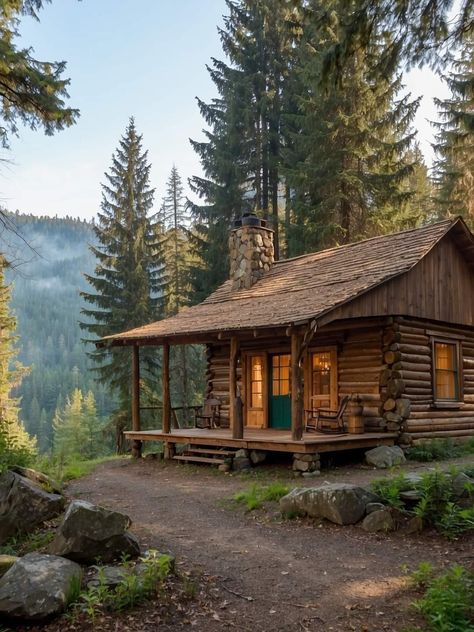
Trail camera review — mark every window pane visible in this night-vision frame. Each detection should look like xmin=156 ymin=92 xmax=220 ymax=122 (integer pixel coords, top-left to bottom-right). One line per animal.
xmin=273 ymin=380 xmax=280 ymax=396
xmin=280 ymin=354 xmax=290 ymax=367
xmin=312 ymin=351 xmax=332 ymax=397
xmin=252 ymin=393 xmax=262 ymax=408
xmin=435 ymin=343 xmax=456 ymax=370
xmin=250 ymin=356 xmax=264 ymax=409
xmin=436 ymin=370 xmax=456 ymax=399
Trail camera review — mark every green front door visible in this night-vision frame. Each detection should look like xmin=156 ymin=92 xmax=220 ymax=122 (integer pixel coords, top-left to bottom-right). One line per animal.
xmin=269 ymin=354 xmax=291 ymax=429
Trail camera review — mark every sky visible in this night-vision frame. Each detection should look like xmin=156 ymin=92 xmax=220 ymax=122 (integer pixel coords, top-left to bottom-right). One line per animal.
xmin=0 ymin=0 xmax=450 ymax=221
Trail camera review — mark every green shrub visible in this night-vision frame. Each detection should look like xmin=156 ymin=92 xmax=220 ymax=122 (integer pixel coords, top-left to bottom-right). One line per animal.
xmin=371 ymin=473 xmax=409 ymax=508
xmin=234 ymin=482 xmax=290 ymax=511
xmin=69 ymin=550 xmax=173 ymax=621
xmin=413 ymin=564 xmax=474 ymax=631
xmin=407 ymin=438 xmax=474 ymax=463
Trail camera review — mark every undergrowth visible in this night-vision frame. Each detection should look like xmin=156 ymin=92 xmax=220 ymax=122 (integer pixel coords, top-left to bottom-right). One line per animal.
xmin=371 ymin=468 xmax=474 ymax=538
xmin=234 ymin=482 xmax=290 ymax=511
xmin=411 ymin=563 xmax=474 ymax=631
xmin=0 ymin=527 xmax=55 ymax=556
xmin=407 ymin=438 xmax=474 ymax=463
xmin=68 ymin=550 xmax=173 ymax=622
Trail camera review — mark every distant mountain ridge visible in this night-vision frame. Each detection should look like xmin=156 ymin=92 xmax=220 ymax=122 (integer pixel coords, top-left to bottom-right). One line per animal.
xmin=2 ymin=212 xmax=115 ymax=450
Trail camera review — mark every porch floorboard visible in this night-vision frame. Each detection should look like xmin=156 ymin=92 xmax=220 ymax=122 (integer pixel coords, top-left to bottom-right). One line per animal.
xmin=124 ymin=428 xmax=398 ymax=454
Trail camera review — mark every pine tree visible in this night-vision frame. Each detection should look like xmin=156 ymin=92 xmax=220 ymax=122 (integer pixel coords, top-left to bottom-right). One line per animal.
xmin=0 ymin=257 xmax=36 ymax=472
xmin=432 ymin=38 xmax=474 ymax=227
xmin=0 ymin=1 xmax=78 ymax=151
xmin=284 ymin=1 xmax=421 ymax=253
xmin=53 ymin=388 xmax=102 ymax=460
xmin=80 ymin=118 xmax=165 ymax=445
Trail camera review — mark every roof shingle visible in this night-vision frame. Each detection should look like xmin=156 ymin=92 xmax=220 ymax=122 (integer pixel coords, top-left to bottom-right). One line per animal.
xmin=103 ymin=218 xmax=467 ymax=344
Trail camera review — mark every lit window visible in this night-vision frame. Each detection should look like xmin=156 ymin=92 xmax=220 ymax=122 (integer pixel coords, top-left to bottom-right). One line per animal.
xmin=433 ymin=340 xmax=461 ymax=401
xmin=251 ymin=356 xmax=263 ymax=408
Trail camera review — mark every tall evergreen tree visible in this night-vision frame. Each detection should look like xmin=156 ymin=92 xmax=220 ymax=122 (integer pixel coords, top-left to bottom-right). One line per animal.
xmin=284 ymin=0 xmax=421 ymax=253
xmin=80 ymin=119 xmax=165 ymax=448
xmin=0 ymin=257 xmax=36 ymax=471
xmin=432 ymin=38 xmax=474 ymax=227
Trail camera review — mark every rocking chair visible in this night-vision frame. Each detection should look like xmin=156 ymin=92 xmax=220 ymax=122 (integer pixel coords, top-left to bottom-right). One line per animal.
xmin=305 ymin=395 xmax=350 ymax=434
xmin=194 ymin=398 xmax=221 ymax=429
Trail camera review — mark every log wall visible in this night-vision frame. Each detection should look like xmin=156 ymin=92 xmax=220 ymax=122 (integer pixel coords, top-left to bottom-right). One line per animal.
xmin=337 ymin=328 xmax=385 ymax=431
xmin=395 ymin=318 xmax=474 ymax=443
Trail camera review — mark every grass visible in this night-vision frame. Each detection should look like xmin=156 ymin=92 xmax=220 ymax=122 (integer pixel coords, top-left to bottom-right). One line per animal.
xmin=0 ymin=527 xmax=55 ymax=556
xmin=411 ymin=563 xmax=474 ymax=631
xmin=407 ymin=438 xmax=474 ymax=463
xmin=34 ymin=454 xmax=123 ymax=483
xmin=234 ymin=482 xmax=290 ymax=511
xmin=68 ymin=550 xmax=174 ymax=622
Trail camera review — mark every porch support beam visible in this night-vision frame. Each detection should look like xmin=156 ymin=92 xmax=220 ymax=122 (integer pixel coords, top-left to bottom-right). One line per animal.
xmin=131 ymin=345 xmax=142 ymax=458
xmin=291 ymin=331 xmax=304 ymax=441
xmin=162 ymin=342 xmax=171 ymax=435
xmin=230 ymin=336 xmax=243 ymax=439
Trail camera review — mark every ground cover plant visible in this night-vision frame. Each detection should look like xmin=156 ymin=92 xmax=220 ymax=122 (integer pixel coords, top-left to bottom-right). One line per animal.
xmin=407 ymin=438 xmax=474 ymax=462
xmin=233 ymin=482 xmax=290 ymax=511
xmin=410 ymin=563 xmax=474 ymax=632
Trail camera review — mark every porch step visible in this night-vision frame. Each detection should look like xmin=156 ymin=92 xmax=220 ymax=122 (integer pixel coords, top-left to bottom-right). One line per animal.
xmin=173 ymin=455 xmax=226 ymax=465
xmin=187 ymin=447 xmax=236 ymax=456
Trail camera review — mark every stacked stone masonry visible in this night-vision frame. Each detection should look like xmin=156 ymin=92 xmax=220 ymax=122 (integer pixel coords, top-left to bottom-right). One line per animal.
xmin=229 ymin=225 xmax=275 ymax=290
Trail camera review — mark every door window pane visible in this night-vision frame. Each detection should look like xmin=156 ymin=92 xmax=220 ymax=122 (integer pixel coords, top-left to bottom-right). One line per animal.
xmin=272 ymin=354 xmax=290 ymax=396
xmin=250 ymin=356 xmax=263 ymax=408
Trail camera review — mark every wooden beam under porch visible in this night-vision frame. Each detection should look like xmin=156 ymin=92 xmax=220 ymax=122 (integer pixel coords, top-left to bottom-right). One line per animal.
xmin=123 ymin=428 xmax=398 ymax=454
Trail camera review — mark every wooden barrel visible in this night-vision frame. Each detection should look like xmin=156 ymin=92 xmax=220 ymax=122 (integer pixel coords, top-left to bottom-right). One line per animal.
xmin=346 ymin=415 xmax=365 ymax=434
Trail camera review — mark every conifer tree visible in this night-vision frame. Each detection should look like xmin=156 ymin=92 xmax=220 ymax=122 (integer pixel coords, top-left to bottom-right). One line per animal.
xmin=284 ymin=1 xmax=421 ymax=253
xmin=0 ymin=257 xmax=36 ymax=471
xmin=161 ymin=166 xmax=204 ymax=412
xmin=81 ymin=119 xmax=165 ymax=445
xmin=432 ymin=39 xmax=474 ymax=227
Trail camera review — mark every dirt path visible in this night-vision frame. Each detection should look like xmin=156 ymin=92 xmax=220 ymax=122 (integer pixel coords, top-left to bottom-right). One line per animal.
xmin=68 ymin=457 xmax=474 ymax=631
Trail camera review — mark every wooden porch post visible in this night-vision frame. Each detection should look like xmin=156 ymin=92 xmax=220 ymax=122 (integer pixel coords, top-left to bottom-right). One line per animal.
xmin=230 ymin=336 xmax=243 ymax=439
xmin=291 ymin=331 xmax=304 ymax=441
xmin=131 ymin=345 xmax=142 ymax=458
xmin=162 ymin=342 xmax=174 ymax=459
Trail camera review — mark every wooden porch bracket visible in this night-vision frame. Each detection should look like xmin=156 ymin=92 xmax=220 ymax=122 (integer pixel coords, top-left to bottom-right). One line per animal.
xmin=291 ymin=332 xmax=304 ymax=441
xmin=131 ymin=345 xmax=142 ymax=458
xmin=230 ymin=336 xmax=243 ymax=439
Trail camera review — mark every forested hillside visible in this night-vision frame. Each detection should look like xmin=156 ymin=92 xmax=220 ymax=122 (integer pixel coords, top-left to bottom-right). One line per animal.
xmin=4 ymin=213 xmax=116 ymax=452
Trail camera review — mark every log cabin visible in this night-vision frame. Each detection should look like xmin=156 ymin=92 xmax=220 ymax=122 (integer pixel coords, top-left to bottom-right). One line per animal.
xmin=99 ymin=215 xmax=474 ymax=465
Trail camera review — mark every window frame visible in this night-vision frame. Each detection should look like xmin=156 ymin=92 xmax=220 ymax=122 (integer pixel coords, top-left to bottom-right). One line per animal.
xmin=431 ymin=336 xmax=463 ymax=407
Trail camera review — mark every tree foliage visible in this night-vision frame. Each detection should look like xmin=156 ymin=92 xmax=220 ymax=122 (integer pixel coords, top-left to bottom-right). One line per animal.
xmin=0 ymin=256 xmax=36 ymax=472
xmin=0 ymin=0 xmax=78 ymax=148
xmin=80 ymin=118 xmax=165 ymax=447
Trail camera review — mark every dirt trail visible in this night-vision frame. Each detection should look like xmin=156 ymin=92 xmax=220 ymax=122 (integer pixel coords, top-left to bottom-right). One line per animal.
xmin=69 ymin=458 xmax=474 ymax=631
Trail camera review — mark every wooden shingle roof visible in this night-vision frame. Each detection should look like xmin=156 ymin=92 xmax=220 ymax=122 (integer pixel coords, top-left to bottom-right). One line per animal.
xmin=102 ymin=217 xmax=473 ymax=345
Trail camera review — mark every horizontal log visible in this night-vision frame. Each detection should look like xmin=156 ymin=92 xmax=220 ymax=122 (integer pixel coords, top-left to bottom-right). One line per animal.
xmin=400 ymin=333 xmax=429 ymax=345
xmin=339 ymin=366 xmax=382 ymax=375
xmin=409 ymin=429 xmax=474 ymax=439
xmin=398 ymin=344 xmax=431 ymax=355
xmin=406 ymin=420 xmax=474 ymax=430
xmin=338 ymin=382 xmax=379 ymax=392
xmin=393 ymin=362 xmax=431 ymax=372
xmin=400 ymin=353 xmax=431 ymax=364
xmin=410 ymin=409 xmax=474 ymax=419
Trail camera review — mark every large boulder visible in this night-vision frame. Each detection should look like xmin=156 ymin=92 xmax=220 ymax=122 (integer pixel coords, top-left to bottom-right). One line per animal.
xmin=280 ymin=484 xmax=379 ymax=525
xmin=0 ymin=553 xmax=82 ymax=620
xmin=48 ymin=500 xmax=140 ymax=564
xmin=0 ymin=471 xmax=64 ymax=545
xmin=0 ymin=555 xmax=18 ymax=578
xmin=365 ymin=445 xmax=406 ymax=469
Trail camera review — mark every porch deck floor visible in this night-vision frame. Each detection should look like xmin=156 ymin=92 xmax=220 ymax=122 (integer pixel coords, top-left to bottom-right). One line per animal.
xmin=124 ymin=427 xmax=398 ymax=454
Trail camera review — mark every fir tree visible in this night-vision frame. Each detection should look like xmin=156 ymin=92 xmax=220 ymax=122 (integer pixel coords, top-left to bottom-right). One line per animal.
xmin=284 ymin=1 xmax=421 ymax=253
xmin=0 ymin=257 xmax=36 ymax=472
xmin=432 ymin=39 xmax=474 ymax=227
xmin=0 ymin=1 xmax=78 ymax=149
xmin=80 ymin=119 xmax=165 ymax=446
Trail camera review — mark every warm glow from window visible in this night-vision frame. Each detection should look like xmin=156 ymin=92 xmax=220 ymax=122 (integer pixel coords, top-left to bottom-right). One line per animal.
xmin=312 ymin=351 xmax=331 ymax=396
xmin=250 ymin=356 xmax=263 ymax=408
xmin=434 ymin=341 xmax=459 ymax=400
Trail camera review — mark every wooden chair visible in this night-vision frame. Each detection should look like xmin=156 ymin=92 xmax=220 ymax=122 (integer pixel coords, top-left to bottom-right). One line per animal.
xmin=305 ymin=395 xmax=351 ymax=434
xmin=194 ymin=398 xmax=221 ymax=429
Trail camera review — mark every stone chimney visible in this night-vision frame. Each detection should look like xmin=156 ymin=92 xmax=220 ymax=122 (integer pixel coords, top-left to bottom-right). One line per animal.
xmin=229 ymin=213 xmax=274 ymax=290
